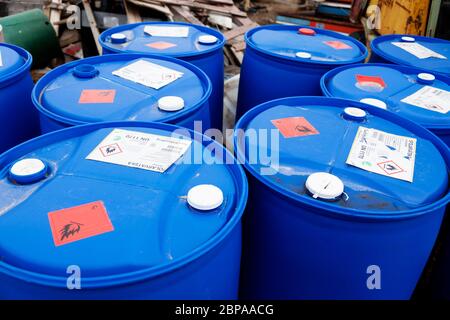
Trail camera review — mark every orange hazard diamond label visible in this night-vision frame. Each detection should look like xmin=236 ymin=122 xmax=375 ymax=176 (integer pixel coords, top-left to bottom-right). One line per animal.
xmin=377 ymin=160 xmax=404 ymax=175
xmin=356 ymin=75 xmax=386 ymax=88
xmin=146 ymin=41 xmax=177 ymax=50
xmin=271 ymin=117 xmax=319 ymax=138
xmin=323 ymin=40 xmax=352 ymax=50
xmin=79 ymin=89 xmax=116 ymax=104
xmin=48 ymin=201 xmax=114 ymax=247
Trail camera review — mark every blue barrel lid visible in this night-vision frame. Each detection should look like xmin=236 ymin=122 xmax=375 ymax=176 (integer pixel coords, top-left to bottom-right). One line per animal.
xmin=99 ymin=22 xmax=225 ymax=57
xmin=235 ymin=97 xmax=450 ymax=220
xmin=371 ymin=35 xmax=450 ymax=76
xmin=0 ymin=121 xmax=247 ymax=287
xmin=32 ymin=53 xmax=211 ymax=125
xmin=321 ymin=63 xmax=450 ymax=129
xmin=0 ymin=43 xmax=32 ymax=85
xmin=245 ymin=25 xmax=367 ymax=65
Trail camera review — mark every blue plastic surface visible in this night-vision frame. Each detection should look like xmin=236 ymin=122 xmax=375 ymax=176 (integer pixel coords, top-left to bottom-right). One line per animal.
xmin=0 ymin=121 xmax=247 ymax=299
xmin=370 ymin=35 xmax=450 ymax=77
xmin=235 ymin=96 xmax=450 ymax=299
xmin=32 ymin=54 xmax=212 ymax=133
xmin=321 ymin=63 xmax=450 ymax=147
xmin=0 ymin=43 xmax=40 ymax=153
xmin=236 ymin=25 xmax=368 ymax=120
xmin=99 ymin=22 xmax=225 ymax=131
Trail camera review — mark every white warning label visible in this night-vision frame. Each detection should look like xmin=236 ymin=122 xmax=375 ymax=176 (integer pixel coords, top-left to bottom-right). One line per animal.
xmin=346 ymin=127 xmax=416 ymax=182
xmin=391 ymin=42 xmax=447 ymax=60
xmin=86 ymin=129 xmax=192 ymax=173
xmin=401 ymin=86 xmax=450 ymax=114
xmin=144 ymin=26 xmax=189 ymax=38
xmin=112 ymin=59 xmax=183 ymax=90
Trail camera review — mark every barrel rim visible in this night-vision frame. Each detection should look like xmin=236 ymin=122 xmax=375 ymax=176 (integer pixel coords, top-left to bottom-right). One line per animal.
xmin=245 ymin=24 xmax=368 ymax=66
xmin=0 ymin=43 xmax=32 ymax=87
xmin=320 ymin=63 xmax=450 ymax=130
xmin=234 ymin=96 xmax=450 ymax=221
xmin=31 ymin=53 xmax=212 ymax=126
xmin=99 ymin=21 xmax=225 ymax=58
xmin=370 ymin=34 xmax=450 ymax=69
xmin=0 ymin=120 xmax=248 ymax=289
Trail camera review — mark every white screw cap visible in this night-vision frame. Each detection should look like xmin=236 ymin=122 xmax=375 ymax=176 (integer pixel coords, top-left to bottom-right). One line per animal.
xmin=344 ymin=107 xmax=367 ymax=120
xmin=360 ymin=98 xmax=387 ymax=110
xmin=111 ymin=33 xmax=127 ymax=43
xmin=158 ymin=96 xmax=185 ymax=112
xmin=198 ymin=35 xmax=218 ymax=44
xmin=10 ymin=158 xmax=46 ymax=177
xmin=305 ymin=172 xmax=344 ymax=200
xmin=187 ymin=184 xmax=224 ymax=211
xmin=296 ymin=52 xmax=312 ymax=59
xmin=401 ymin=36 xmax=415 ymax=42
xmin=417 ymin=73 xmax=435 ymax=83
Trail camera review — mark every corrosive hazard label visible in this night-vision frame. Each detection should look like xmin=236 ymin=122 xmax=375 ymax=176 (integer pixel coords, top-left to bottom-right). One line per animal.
xmin=79 ymin=89 xmax=116 ymax=104
xmin=100 ymin=143 xmax=123 ymax=157
xmin=346 ymin=126 xmax=416 ymax=182
xmin=48 ymin=201 xmax=114 ymax=247
xmin=271 ymin=117 xmax=319 ymax=138
xmin=86 ymin=129 xmax=192 ymax=173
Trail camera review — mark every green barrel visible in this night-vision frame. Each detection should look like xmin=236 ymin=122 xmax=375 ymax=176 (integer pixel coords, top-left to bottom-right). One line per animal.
xmin=0 ymin=9 xmax=62 ymax=68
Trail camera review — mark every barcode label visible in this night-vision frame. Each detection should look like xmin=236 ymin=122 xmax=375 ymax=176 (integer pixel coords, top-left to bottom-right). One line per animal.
xmin=346 ymin=127 xmax=416 ymax=182
xmin=401 ymin=86 xmax=450 ymax=114
xmin=391 ymin=42 xmax=447 ymax=60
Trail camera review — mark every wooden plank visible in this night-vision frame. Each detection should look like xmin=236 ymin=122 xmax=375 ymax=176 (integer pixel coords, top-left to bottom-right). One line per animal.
xmin=128 ymin=0 xmax=173 ymax=17
xmin=124 ymin=0 xmax=143 ymax=23
xmin=234 ymin=16 xmax=255 ymax=27
xmin=426 ymin=0 xmax=442 ymax=37
xmin=59 ymin=30 xmax=81 ymax=48
xmin=140 ymin=0 xmax=247 ymax=17
xmin=223 ymin=22 xmax=258 ymax=40
xmin=169 ymin=5 xmax=205 ymax=25
xmin=82 ymin=0 xmax=102 ymax=55
xmin=231 ymin=41 xmax=246 ymax=52
xmin=198 ymin=0 xmax=234 ymax=5
xmin=49 ymin=0 xmax=63 ymax=35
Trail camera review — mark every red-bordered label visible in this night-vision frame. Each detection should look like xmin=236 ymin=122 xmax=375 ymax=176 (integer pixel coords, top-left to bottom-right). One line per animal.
xmin=271 ymin=117 xmax=319 ymax=138
xmin=48 ymin=201 xmax=114 ymax=247
xmin=377 ymin=160 xmax=404 ymax=175
xmin=99 ymin=143 xmax=123 ymax=157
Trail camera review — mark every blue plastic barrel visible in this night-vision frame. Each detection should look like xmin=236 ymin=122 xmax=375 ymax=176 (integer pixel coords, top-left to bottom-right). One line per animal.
xmin=235 ymin=96 xmax=450 ymax=299
xmin=99 ymin=22 xmax=225 ymax=131
xmin=321 ymin=63 xmax=450 ymax=147
xmin=0 ymin=43 xmax=39 ymax=153
xmin=370 ymin=35 xmax=450 ymax=77
xmin=32 ymin=53 xmax=212 ymax=133
xmin=236 ymin=25 xmax=368 ymax=120
xmin=0 ymin=121 xmax=247 ymax=299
